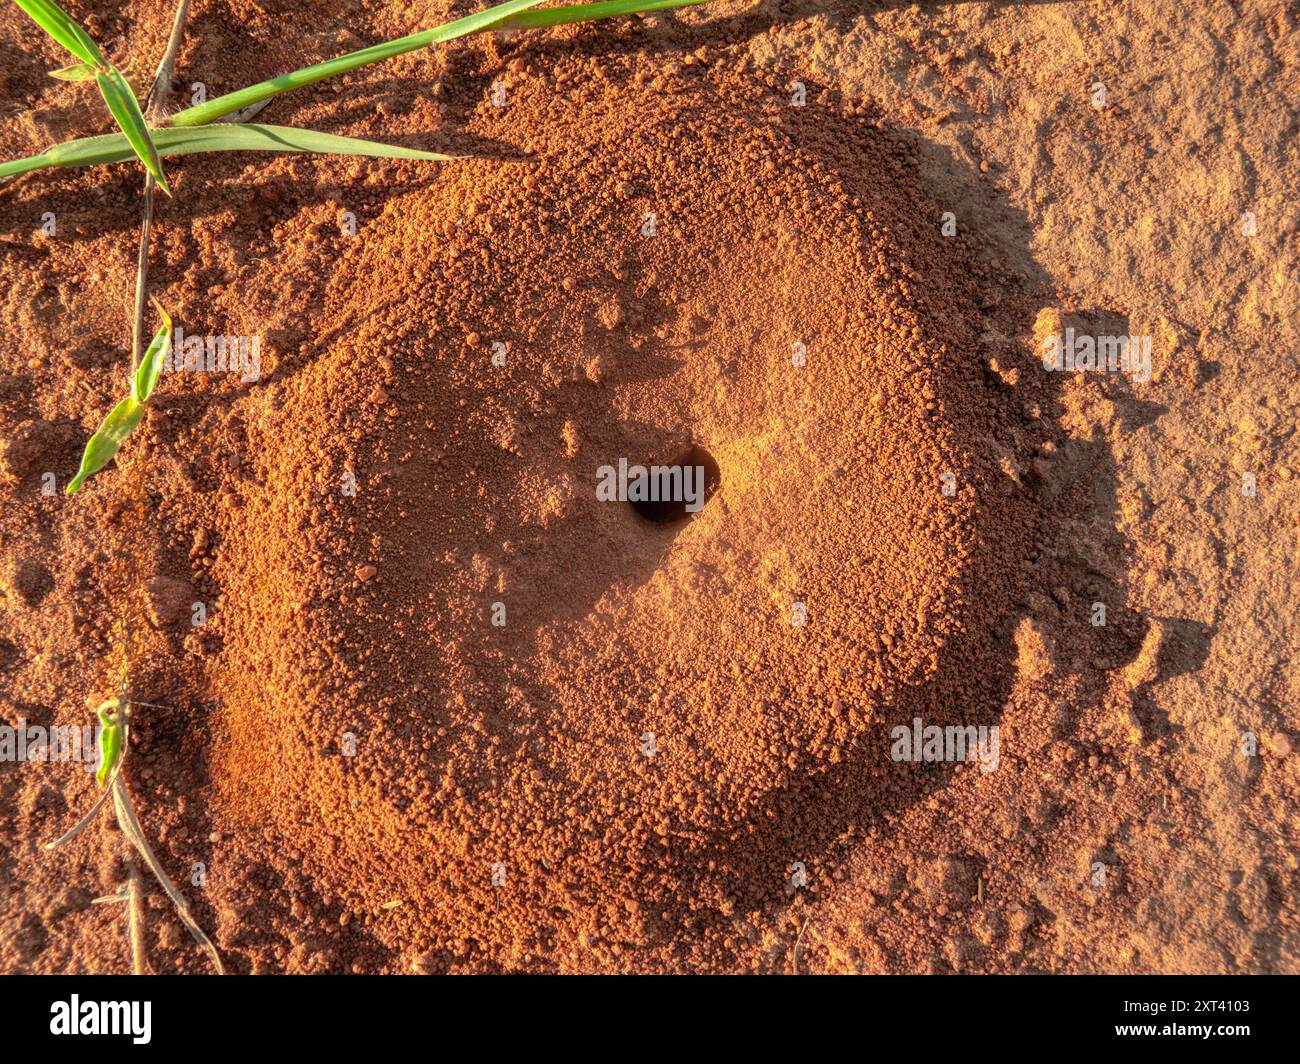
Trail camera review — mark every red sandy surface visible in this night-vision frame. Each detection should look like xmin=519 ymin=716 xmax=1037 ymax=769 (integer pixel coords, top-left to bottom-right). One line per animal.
xmin=0 ymin=1 xmax=1294 ymax=973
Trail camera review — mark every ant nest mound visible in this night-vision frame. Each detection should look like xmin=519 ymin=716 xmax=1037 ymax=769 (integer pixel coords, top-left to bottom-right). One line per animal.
xmin=206 ymin=61 xmax=1028 ymax=952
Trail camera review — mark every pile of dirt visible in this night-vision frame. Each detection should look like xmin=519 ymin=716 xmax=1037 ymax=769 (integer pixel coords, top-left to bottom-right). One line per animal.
xmin=184 ymin=56 xmax=1043 ymax=970
xmin=0 ymin=5 xmax=1056 ymax=974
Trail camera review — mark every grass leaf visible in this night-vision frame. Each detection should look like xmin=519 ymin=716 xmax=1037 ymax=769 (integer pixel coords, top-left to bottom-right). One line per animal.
xmin=95 ymin=66 xmax=170 ymax=194
xmin=0 ymin=152 xmax=56 ymax=179
xmin=67 ymin=303 xmax=173 ymax=494
xmin=49 ymin=60 xmax=97 ymax=81
xmin=149 ymin=123 xmax=457 ymax=162
xmin=496 ymin=0 xmax=709 ymax=31
xmin=167 ymin=0 xmax=549 ymax=127
xmin=66 ymin=396 xmax=146 ymax=494
xmin=10 ymin=0 xmax=103 ymax=66
xmin=4 ymin=122 xmax=457 ymax=178
xmin=5 ymin=123 xmax=456 ymax=179
xmin=429 ymin=0 xmax=551 ymax=42
xmin=132 ymin=302 xmax=172 ymax=403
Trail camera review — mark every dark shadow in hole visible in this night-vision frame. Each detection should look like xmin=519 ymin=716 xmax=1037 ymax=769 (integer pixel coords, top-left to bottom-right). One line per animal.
xmin=627 ymin=444 xmax=721 ymax=524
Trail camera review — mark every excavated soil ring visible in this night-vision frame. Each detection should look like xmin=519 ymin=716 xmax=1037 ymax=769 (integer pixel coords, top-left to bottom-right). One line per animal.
xmin=205 ymin=62 xmax=1030 ymax=967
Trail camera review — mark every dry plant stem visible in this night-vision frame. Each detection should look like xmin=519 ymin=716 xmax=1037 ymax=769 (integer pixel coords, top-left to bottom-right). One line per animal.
xmin=128 ymin=2 xmax=266 ymax=362
xmin=125 ymin=858 xmax=148 ymax=974
xmin=792 ymin=917 xmax=809 ymax=974
xmin=116 ymin=687 xmax=146 ymax=975
xmin=42 ymin=779 xmax=113 ymax=849
xmin=112 ymin=775 xmax=226 ymax=974
xmin=117 ymin=0 xmax=224 ymax=976
xmin=129 ymin=181 xmax=154 ymax=367
xmin=130 ymin=0 xmax=189 ymax=366
xmin=146 ymin=0 xmax=191 ymax=114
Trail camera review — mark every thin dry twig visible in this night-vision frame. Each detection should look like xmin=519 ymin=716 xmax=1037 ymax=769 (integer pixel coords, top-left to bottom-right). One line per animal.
xmin=125 ymin=858 xmax=148 ymax=975
xmin=130 ymin=0 xmax=190 ymax=367
xmin=43 ymin=783 xmax=113 ymax=850
xmin=112 ymin=775 xmax=225 ymax=974
xmin=128 ymin=1 xmax=265 ymax=365
xmin=791 ymin=917 xmax=810 ymax=974
xmin=145 ymin=0 xmax=192 ymax=115
xmin=128 ymin=182 xmax=155 ymax=369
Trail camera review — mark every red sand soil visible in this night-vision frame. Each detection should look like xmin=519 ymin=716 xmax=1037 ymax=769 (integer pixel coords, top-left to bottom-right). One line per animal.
xmin=0 ymin=1 xmax=1294 ymax=974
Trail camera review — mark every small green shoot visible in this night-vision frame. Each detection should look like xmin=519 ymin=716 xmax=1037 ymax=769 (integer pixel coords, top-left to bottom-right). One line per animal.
xmin=94 ymin=698 xmax=123 ymax=788
xmin=48 ymin=60 xmax=97 ymax=81
xmin=66 ymin=303 xmax=172 ymax=495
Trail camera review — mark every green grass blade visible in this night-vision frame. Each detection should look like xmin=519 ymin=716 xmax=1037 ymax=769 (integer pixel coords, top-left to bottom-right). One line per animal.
xmin=0 ymin=152 xmax=53 ymax=178
xmin=95 ymin=66 xmax=170 ymax=194
xmin=2 ymin=122 xmax=454 ymax=179
xmin=149 ymin=123 xmax=456 ymax=162
xmin=30 ymin=122 xmax=456 ymax=173
xmin=424 ymin=0 xmax=553 ymax=41
xmin=49 ymin=60 xmax=97 ymax=81
xmin=10 ymin=0 xmax=103 ymax=65
xmin=168 ymin=0 xmax=547 ymax=128
xmin=132 ymin=303 xmax=172 ymax=403
xmin=166 ymin=0 xmax=712 ymax=128
xmin=496 ymin=0 xmax=709 ymax=31
xmin=66 ymin=395 xmax=146 ymax=494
